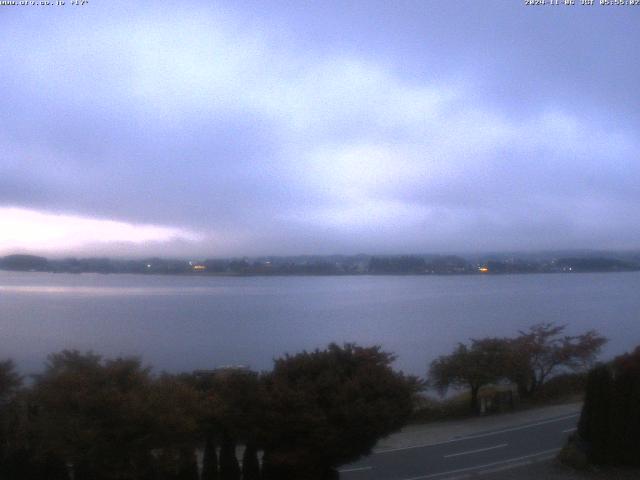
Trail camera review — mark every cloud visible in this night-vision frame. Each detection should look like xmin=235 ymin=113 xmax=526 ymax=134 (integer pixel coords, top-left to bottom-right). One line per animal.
xmin=1 ymin=2 xmax=639 ymax=254
xmin=0 ymin=207 xmax=201 ymax=255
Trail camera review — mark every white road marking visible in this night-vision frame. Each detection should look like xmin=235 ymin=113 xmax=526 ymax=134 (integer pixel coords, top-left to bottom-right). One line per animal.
xmin=562 ymin=427 xmax=577 ymax=433
xmin=443 ymin=443 xmax=507 ymax=458
xmin=401 ymin=448 xmax=561 ymax=480
xmin=338 ymin=466 xmax=373 ymax=473
xmin=376 ymin=413 xmax=579 ymax=454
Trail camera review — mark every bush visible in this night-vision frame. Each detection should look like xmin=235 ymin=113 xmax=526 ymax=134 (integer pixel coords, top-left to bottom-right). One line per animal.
xmin=529 ymin=373 xmax=587 ymax=403
xmin=576 ymin=346 xmax=640 ymax=466
xmin=261 ymin=343 xmax=420 ymax=479
xmin=411 ymin=392 xmax=476 ymax=423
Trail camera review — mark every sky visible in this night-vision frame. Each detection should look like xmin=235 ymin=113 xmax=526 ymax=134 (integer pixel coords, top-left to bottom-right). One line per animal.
xmin=1 ymin=0 xmax=639 ymax=257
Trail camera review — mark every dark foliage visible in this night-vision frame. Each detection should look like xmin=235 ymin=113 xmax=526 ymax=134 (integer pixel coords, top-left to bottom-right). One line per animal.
xmin=368 ymin=256 xmax=427 ymax=274
xmin=175 ymin=448 xmax=199 ymax=480
xmin=201 ymin=433 xmax=218 ymax=480
xmin=219 ymin=433 xmax=240 ymax=480
xmin=28 ymin=351 xmax=200 ymax=480
xmin=508 ymin=323 xmax=606 ymax=398
xmin=578 ymin=364 xmax=612 ymax=464
xmin=0 ymin=360 xmax=24 ymax=480
xmin=528 ymin=372 xmax=587 ymax=403
xmin=429 ymin=324 xmax=606 ymax=414
xmin=0 ymin=360 xmax=21 ymax=404
xmin=0 ymin=343 xmax=420 ymax=480
xmin=241 ymin=442 xmax=261 ymax=480
xmin=261 ymin=343 xmax=420 ymax=479
xmin=577 ymin=347 xmax=640 ymax=466
xmin=429 ymin=338 xmax=511 ymax=413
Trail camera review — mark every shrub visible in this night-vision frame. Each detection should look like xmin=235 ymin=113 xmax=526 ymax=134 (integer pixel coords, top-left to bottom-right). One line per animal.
xmin=261 ymin=343 xmax=420 ymax=479
xmin=576 ymin=346 xmax=640 ymax=466
xmin=530 ymin=372 xmax=587 ymax=403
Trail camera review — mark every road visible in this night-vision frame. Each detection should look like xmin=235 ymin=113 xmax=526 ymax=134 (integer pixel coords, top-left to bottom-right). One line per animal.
xmin=339 ymin=412 xmax=579 ymax=480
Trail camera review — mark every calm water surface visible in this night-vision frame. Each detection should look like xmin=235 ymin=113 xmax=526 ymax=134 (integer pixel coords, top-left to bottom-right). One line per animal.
xmin=1 ymin=271 xmax=638 ymax=376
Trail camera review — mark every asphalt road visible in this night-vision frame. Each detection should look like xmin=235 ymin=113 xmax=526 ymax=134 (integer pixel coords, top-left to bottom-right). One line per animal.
xmin=339 ymin=412 xmax=580 ymax=480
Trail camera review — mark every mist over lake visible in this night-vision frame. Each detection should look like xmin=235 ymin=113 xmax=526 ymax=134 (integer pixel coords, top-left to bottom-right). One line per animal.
xmin=1 ymin=271 xmax=638 ymax=376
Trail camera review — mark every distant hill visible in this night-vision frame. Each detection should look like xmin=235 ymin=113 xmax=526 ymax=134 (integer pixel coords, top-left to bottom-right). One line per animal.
xmin=0 ymin=254 xmax=49 ymax=271
xmin=555 ymin=257 xmax=637 ymax=272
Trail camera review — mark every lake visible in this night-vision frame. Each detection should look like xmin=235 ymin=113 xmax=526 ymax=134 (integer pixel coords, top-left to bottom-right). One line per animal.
xmin=1 ymin=271 xmax=638 ymax=376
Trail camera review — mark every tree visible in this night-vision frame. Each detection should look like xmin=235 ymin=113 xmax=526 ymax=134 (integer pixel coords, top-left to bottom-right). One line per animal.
xmin=0 ymin=359 xmax=23 ymax=479
xmin=32 ymin=351 xmax=156 ymax=479
xmin=429 ymin=338 xmax=511 ymax=413
xmin=193 ymin=368 xmax=265 ymax=480
xmin=175 ymin=447 xmax=199 ymax=480
xmin=261 ymin=343 xmax=420 ymax=480
xmin=0 ymin=360 xmax=21 ymax=404
xmin=241 ymin=442 xmax=260 ymax=480
xmin=577 ymin=346 xmax=640 ymax=466
xmin=147 ymin=374 xmax=202 ymax=479
xmin=577 ymin=364 xmax=612 ymax=464
xmin=609 ymin=346 xmax=640 ymax=465
xmin=200 ymin=432 xmax=219 ymax=480
xmin=508 ymin=323 xmax=607 ymax=397
xmin=218 ymin=431 xmax=240 ymax=480
xmin=31 ymin=350 xmax=201 ymax=480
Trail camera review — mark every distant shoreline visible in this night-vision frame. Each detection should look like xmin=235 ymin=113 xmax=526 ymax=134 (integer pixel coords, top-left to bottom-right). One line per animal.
xmin=2 ymin=268 xmax=639 ymax=279
xmin=1 ymin=252 xmax=639 ymax=278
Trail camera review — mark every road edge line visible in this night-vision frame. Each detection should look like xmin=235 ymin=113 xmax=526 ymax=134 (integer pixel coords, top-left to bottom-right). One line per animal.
xmin=400 ymin=447 xmax=561 ymax=480
xmin=376 ymin=413 xmax=579 ymax=454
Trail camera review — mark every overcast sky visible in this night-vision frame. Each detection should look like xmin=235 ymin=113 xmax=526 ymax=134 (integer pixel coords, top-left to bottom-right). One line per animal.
xmin=1 ymin=1 xmax=639 ymax=257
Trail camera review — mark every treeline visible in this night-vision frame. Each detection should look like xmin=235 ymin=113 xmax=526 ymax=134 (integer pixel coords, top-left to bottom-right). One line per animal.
xmin=368 ymin=255 xmax=470 ymax=274
xmin=0 ymin=344 xmax=419 ymax=480
xmin=428 ymin=323 xmax=607 ymax=413
xmin=2 ymin=253 xmax=639 ymax=276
